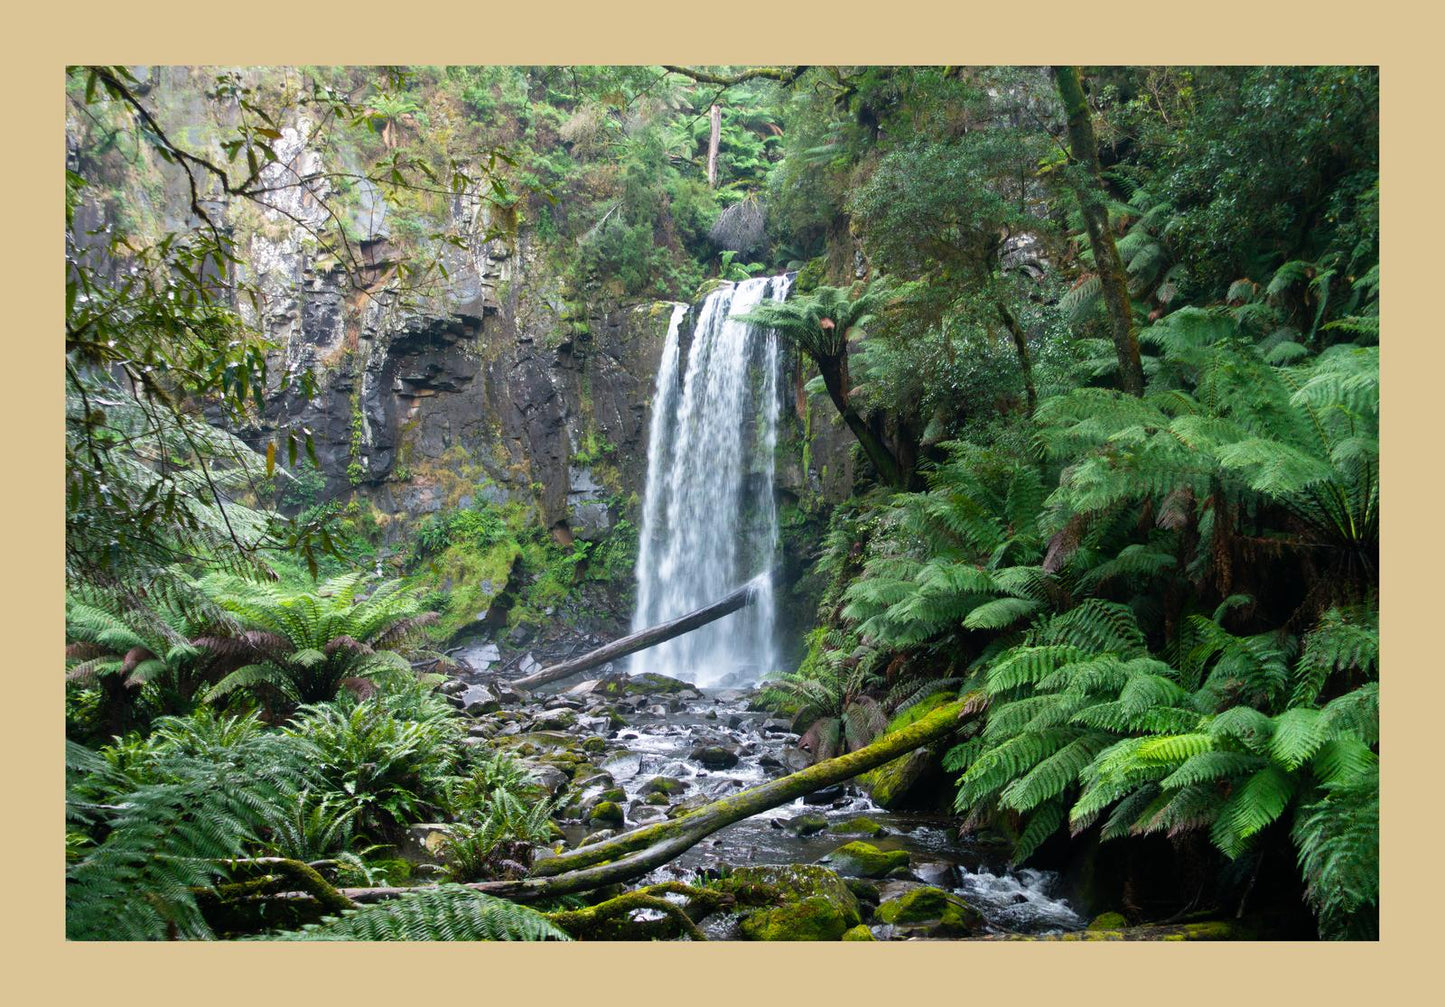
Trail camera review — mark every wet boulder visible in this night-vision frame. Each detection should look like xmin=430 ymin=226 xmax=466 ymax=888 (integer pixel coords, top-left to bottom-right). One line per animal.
xmin=822 ymin=841 xmax=911 ymax=879
xmin=689 ymin=743 xmax=740 ymax=769
xmin=873 ymin=886 xmax=985 ymax=937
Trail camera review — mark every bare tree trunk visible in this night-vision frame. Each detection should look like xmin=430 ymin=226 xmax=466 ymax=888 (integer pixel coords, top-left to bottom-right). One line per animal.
xmin=510 ymin=574 xmax=770 ymax=690
xmin=707 ymin=104 xmax=722 ymax=188
xmin=1052 ymin=65 xmax=1145 ymax=397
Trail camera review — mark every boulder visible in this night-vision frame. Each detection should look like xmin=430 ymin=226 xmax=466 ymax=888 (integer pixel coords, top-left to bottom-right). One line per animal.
xmin=873 ymin=886 xmax=985 ymax=937
xmin=910 ymin=860 xmax=959 ymax=887
xmin=460 ymin=683 xmax=500 ymax=715
xmin=526 ymin=764 xmax=569 ymax=796
xmin=690 ymin=744 xmax=740 ymax=769
xmin=822 ymin=842 xmax=911 ymax=879
xmin=842 ymin=924 xmax=877 ymax=941
xmin=640 ymin=775 xmax=690 ymax=797
xmin=826 ymin=816 xmax=888 ymax=837
xmin=786 ymin=812 xmax=828 ymax=837
xmin=586 ymin=801 xmax=625 ymax=827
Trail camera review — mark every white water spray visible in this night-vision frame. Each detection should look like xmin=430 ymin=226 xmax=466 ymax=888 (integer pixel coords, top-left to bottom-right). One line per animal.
xmin=630 ymin=275 xmax=792 ymax=686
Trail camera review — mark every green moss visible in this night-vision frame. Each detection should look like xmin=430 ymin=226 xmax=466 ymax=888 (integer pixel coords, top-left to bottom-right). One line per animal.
xmin=826 ymin=816 xmax=886 ymax=836
xmin=726 ymin=865 xmax=861 ymax=928
xmin=587 ymin=800 xmax=624 ymax=826
xmin=739 ymin=896 xmax=848 ymax=941
xmin=640 ymin=776 xmax=688 ymax=796
xmin=1088 ymin=911 xmax=1129 ymax=931
xmin=824 ymin=841 xmax=910 ymax=879
xmin=874 ymin=886 xmax=984 ymax=935
xmin=788 ymin=812 xmax=827 ymax=836
xmin=842 ymin=924 xmax=876 ymax=941
xmin=857 ymin=747 xmax=935 ymax=810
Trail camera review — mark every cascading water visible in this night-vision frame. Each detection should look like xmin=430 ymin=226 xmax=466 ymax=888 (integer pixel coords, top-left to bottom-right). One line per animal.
xmin=630 ymin=274 xmax=792 ymax=687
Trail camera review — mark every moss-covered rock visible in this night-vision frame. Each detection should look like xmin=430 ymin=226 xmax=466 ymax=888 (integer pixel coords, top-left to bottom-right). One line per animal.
xmin=587 ymin=800 xmax=624 ymax=826
xmin=644 ymin=791 xmax=670 ymax=806
xmin=842 ymin=924 xmax=877 ymax=941
xmin=739 ymin=897 xmax=849 ymax=941
xmin=640 ymin=775 xmax=689 ymax=796
xmin=1088 ymin=911 xmax=1129 ymax=931
xmin=787 ymin=811 xmax=828 ymax=836
xmin=874 ymin=886 xmax=985 ymax=936
xmin=826 ymin=816 xmax=887 ymax=836
xmin=725 ymin=864 xmax=862 ymax=927
xmin=824 ymin=841 xmax=910 ymax=879
xmin=580 ymin=736 xmax=608 ymax=755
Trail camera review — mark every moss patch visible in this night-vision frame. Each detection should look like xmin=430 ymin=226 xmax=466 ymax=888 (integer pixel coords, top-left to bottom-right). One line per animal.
xmin=823 ymin=842 xmax=910 ymax=879
xmin=874 ymin=886 xmax=984 ymax=935
xmin=739 ymin=897 xmax=848 ymax=941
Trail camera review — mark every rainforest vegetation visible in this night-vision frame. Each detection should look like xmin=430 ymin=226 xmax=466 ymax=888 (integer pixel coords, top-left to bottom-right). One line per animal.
xmin=65 ymin=64 xmax=1378 ymax=941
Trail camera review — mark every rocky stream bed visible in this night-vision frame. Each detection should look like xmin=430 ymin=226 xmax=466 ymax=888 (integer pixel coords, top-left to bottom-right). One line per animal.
xmin=427 ymin=642 xmax=1089 ymax=941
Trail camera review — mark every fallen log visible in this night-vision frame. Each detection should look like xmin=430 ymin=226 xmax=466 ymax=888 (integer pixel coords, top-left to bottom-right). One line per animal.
xmin=510 ymin=572 xmax=773 ymax=690
xmin=331 ymin=694 xmax=973 ymax=904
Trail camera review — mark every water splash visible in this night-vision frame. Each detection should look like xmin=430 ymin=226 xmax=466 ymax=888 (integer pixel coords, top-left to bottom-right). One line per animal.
xmin=631 ymin=275 xmax=792 ymax=686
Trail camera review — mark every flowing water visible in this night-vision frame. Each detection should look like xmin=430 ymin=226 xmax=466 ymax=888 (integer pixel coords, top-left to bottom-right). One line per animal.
xmin=549 ymin=684 xmax=1086 ymax=937
xmin=630 ymin=275 xmax=792 ymax=687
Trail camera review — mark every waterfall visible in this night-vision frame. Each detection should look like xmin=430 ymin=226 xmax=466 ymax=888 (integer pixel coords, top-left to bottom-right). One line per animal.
xmin=631 ymin=274 xmax=792 ymax=687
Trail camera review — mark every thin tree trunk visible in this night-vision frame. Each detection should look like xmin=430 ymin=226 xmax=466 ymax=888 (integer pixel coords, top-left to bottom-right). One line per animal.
xmin=994 ymin=299 xmax=1037 ymax=416
xmin=329 ymin=697 xmax=972 ymax=904
xmin=510 ymin=575 xmax=769 ymax=690
xmin=1052 ymin=65 xmax=1145 ymax=397
xmin=818 ymin=354 xmax=906 ymax=488
xmin=707 ymin=104 xmax=722 ymax=188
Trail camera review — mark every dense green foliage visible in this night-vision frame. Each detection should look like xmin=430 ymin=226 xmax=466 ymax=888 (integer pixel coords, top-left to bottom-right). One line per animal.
xmin=65 ymin=63 xmax=1378 ymax=941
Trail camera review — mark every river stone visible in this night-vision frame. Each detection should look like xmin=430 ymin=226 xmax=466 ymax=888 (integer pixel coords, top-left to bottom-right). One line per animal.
xmin=460 ymin=683 xmax=500 ymax=715
xmin=689 ymin=744 xmax=740 ymax=769
xmin=786 ymin=812 xmax=828 ymax=837
xmin=802 ymin=784 xmax=846 ymax=806
xmin=873 ymin=886 xmax=985 ymax=936
xmin=526 ymin=765 xmax=569 ymax=796
xmin=587 ymin=800 xmax=625 ymax=826
xmin=842 ymin=924 xmax=877 ymax=941
xmin=826 ymin=816 xmax=888 ymax=837
xmin=910 ymin=860 xmax=959 ymax=887
xmin=822 ymin=841 xmax=911 ymax=879
xmin=640 ymin=775 xmax=690 ymax=796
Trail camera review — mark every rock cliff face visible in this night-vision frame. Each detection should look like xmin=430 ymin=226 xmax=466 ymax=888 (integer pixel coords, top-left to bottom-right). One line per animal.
xmin=245 ymin=228 xmax=683 ymax=544
xmin=243 ymin=216 xmax=856 ymax=551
